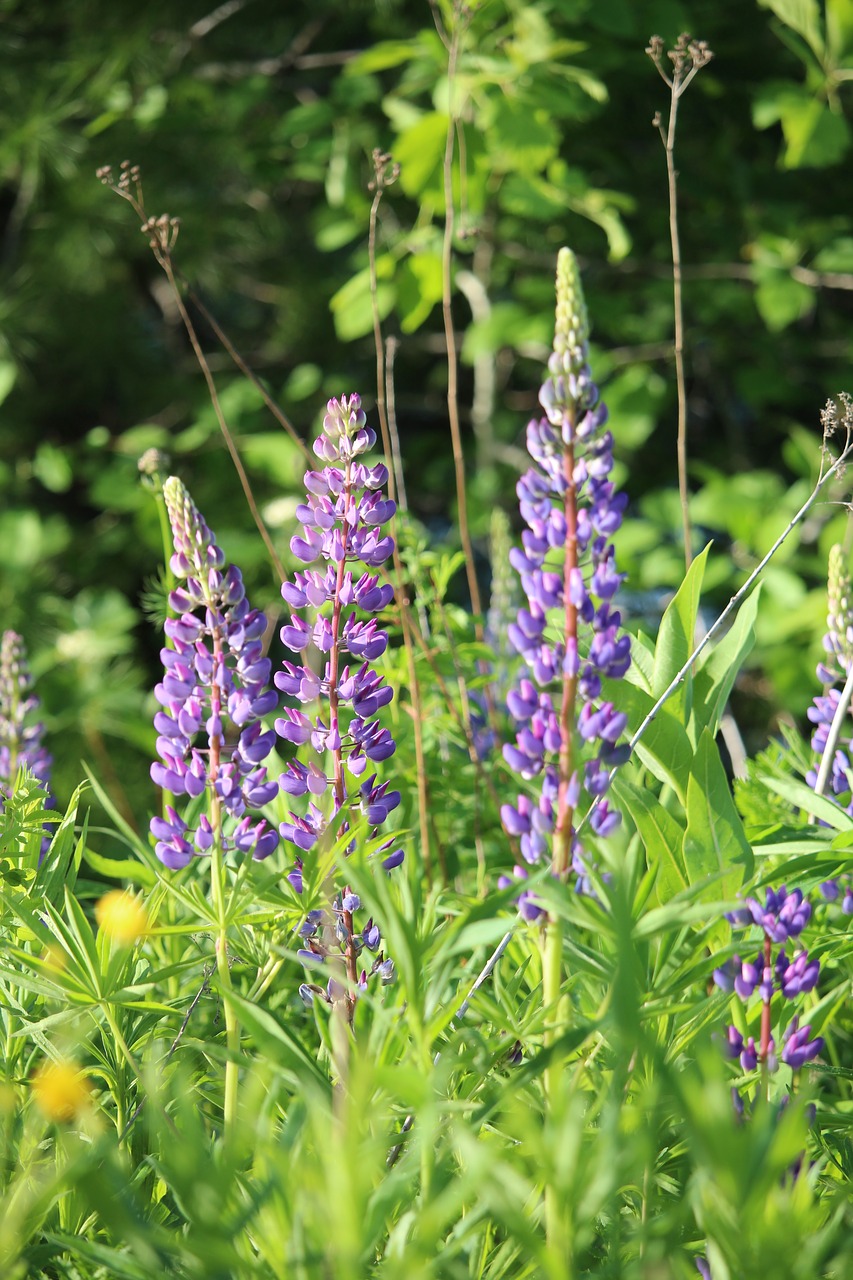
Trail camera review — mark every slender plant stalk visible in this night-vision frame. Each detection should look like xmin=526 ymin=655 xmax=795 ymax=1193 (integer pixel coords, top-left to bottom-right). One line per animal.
xmin=384 ymin=336 xmax=408 ymax=514
xmin=435 ymin=2 xmax=484 ymax=630
xmin=365 ymin=151 xmax=436 ymax=881
xmin=99 ymin=167 xmax=287 ymax=581
xmin=430 ymin=579 xmax=487 ymax=887
xmin=159 ymin=255 xmax=286 ymax=583
xmin=813 ymin=661 xmax=853 ymax=799
xmin=648 ymin=34 xmax=714 ymax=571
xmin=200 ymin=617 xmax=240 ymax=1134
xmin=177 ymin=272 xmax=314 ymax=467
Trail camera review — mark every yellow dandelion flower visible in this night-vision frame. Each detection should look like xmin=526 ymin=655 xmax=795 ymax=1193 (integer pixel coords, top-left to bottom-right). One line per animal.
xmin=94 ymin=890 xmax=148 ymax=945
xmin=32 ymin=1060 xmax=92 ymax=1123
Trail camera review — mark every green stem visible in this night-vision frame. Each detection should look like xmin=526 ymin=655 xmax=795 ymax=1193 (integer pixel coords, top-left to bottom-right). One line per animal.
xmin=210 ymin=824 xmax=239 ymax=1133
xmin=542 ymin=914 xmax=571 ymax=1274
xmin=206 ymin=621 xmax=239 ymax=1135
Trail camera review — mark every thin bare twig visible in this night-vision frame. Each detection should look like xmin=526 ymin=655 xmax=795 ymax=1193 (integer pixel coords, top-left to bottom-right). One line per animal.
xmin=365 ymin=150 xmax=436 ymax=881
xmin=175 ymin=270 xmax=313 ymax=467
xmin=119 ymin=968 xmax=211 ymax=1142
xmin=98 ymin=164 xmax=287 ymax=582
xmin=437 ymin=2 xmax=485 ymax=629
xmin=647 ymin=33 xmax=713 ymax=572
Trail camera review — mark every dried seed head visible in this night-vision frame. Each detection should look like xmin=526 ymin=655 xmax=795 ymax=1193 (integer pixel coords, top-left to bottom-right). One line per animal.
xmin=138 ymin=447 xmax=170 ymax=477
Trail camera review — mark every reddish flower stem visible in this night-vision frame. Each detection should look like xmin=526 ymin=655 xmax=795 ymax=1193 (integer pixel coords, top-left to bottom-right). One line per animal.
xmin=554 ymin=435 xmax=578 ymax=878
xmin=325 ymin=458 xmax=360 ymax=1013
xmin=759 ymin=932 xmax=773 ymax=1063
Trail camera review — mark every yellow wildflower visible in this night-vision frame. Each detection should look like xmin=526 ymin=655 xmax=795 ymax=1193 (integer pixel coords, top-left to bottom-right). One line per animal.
xmin=32 ymin=1060 xmax=92 ymax=1123
xmin=94 ymin=890 xmax=148 ymax=945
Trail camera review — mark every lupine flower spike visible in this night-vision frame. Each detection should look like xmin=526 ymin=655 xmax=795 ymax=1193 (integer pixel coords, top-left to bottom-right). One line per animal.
xmin=150 ymin=477 xmax=279 ymax=867
xmin=715 ymin=886 xmax=824 ymax=1075
xmin=0 ymin=630 xmax=54 ymax=851
xmin=807 ymin=544 xmax=853 ymax=908
xmin=500 ymin=248 xmax=631 ymax=912
xmin=275 ymin=395 xmax=401 ymax=1014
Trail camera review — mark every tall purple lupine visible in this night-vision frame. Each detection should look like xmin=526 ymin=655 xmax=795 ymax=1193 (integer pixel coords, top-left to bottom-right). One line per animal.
xmin=150 ymin=477 xmax=279 ymax=867
xmin=275 ymin=394 xmax=401 ymax=1009
xmin=0 ymin=630 xmax=53 ymax=815
xmin=715 ymin=887 xmax=824 ymax=1071
xmin=500 ymin=249 xmax=631 ymax=909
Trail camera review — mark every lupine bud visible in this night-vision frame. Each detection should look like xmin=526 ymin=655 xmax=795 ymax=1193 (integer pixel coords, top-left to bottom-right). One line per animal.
xmin=0 ymin=631 xmax=54 ymax=851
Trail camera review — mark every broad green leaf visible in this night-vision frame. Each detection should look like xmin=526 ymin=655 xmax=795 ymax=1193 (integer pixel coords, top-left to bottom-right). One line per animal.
xmin=759 ymin=0 xmax=825 ymax=58
xmin=83 ymin=846 xmax=156 ymax=888
xmin=624 ymin=629 xmax=655 ymax=693
xmin=397 ymin=251 xmax=443 ymax=333
xmin=827 ymin=0 xmax=853 ymax=56
xmin=776 ymin=95 xmax=850 ymax=168
xmin=616 ymin=682 xmax=692 ymax=801
xmin=692 ymin=585 xmax=762 ymax=737
xmin=652 ymin=544 xmax=711 ymax=723
xmin=0 ymin=361 xmax=16 ymax=406
xmin=683 ymin=730 xmax=754 ymax=902
xmin=395 ymin=112 xmax=449 ymax=199
xmin=329 ymin=263 xmax=394 ymax=342
xmin=613 ymin=776 xmax=687 ymax=899
xmin=483 ymin=97 xmax=558 ymax=174
xmin=347 ymin=38 xmax=425 ymax=75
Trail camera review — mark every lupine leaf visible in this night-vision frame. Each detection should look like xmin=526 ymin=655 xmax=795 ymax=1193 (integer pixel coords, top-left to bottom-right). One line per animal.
xmin=613 ymin=775 xmax=688 ymax=899
xmin=692 ymin=585 xmax=762 ymax=738
xmin=615 ymin=681 xmax=692 ymax=801
xmin=682 ymin=729 xmax=754 ymax=902
xmin=651 ymin=544 xmax=711 ymax=726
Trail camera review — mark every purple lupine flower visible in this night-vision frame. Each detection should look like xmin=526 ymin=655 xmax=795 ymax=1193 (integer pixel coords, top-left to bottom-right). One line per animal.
xmin=775 ymin=948 xmax=820 ymax=999
xmin=807 ymin=544 xmax=853 ymax=805
xmin=716 ymin=882 xmax=822 ymax=1084
xmin=720 ymin=1025 xmax=766 ymax=1073
xmin=780 ymin=1016 xmax=824 ymax=1069
xmin=0 ymin=631 xmax=54 ymax=850
xmin=501 ymin=248 xmax=630 ymax=906
xmin=0 ymin=631 xmax=53 ymax=800
xmin=275 ymin=395 xmax=400 ymax=1007
xmin=727 ymin=885 xmax=811 ymax=943
xmin=150 ymin=478 xmax=279 ymax=866
xmin=712 ymin=954 xmax=760 ymax=1000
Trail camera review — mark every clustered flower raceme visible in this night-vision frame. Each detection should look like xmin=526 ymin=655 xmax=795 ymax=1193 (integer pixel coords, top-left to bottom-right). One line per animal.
xmin=150 ymin=477 xmax=279 ymax=867
xmin=0 ymin=630 xmax=53 ymax=829
xmin=805 ymin=543 xmax=853 ymax=908
xmin=275 ymin=394 xmax=401 ymax=1004
xmin=714 ymin=886 xmax=824 ymax=1072
xmin=500 ymin=249 xmax=631 ymax=913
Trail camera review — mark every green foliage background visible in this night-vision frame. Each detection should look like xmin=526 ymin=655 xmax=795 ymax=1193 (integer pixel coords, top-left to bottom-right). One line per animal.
xmin=2 ymin=5 xmax=853 ymax=1277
